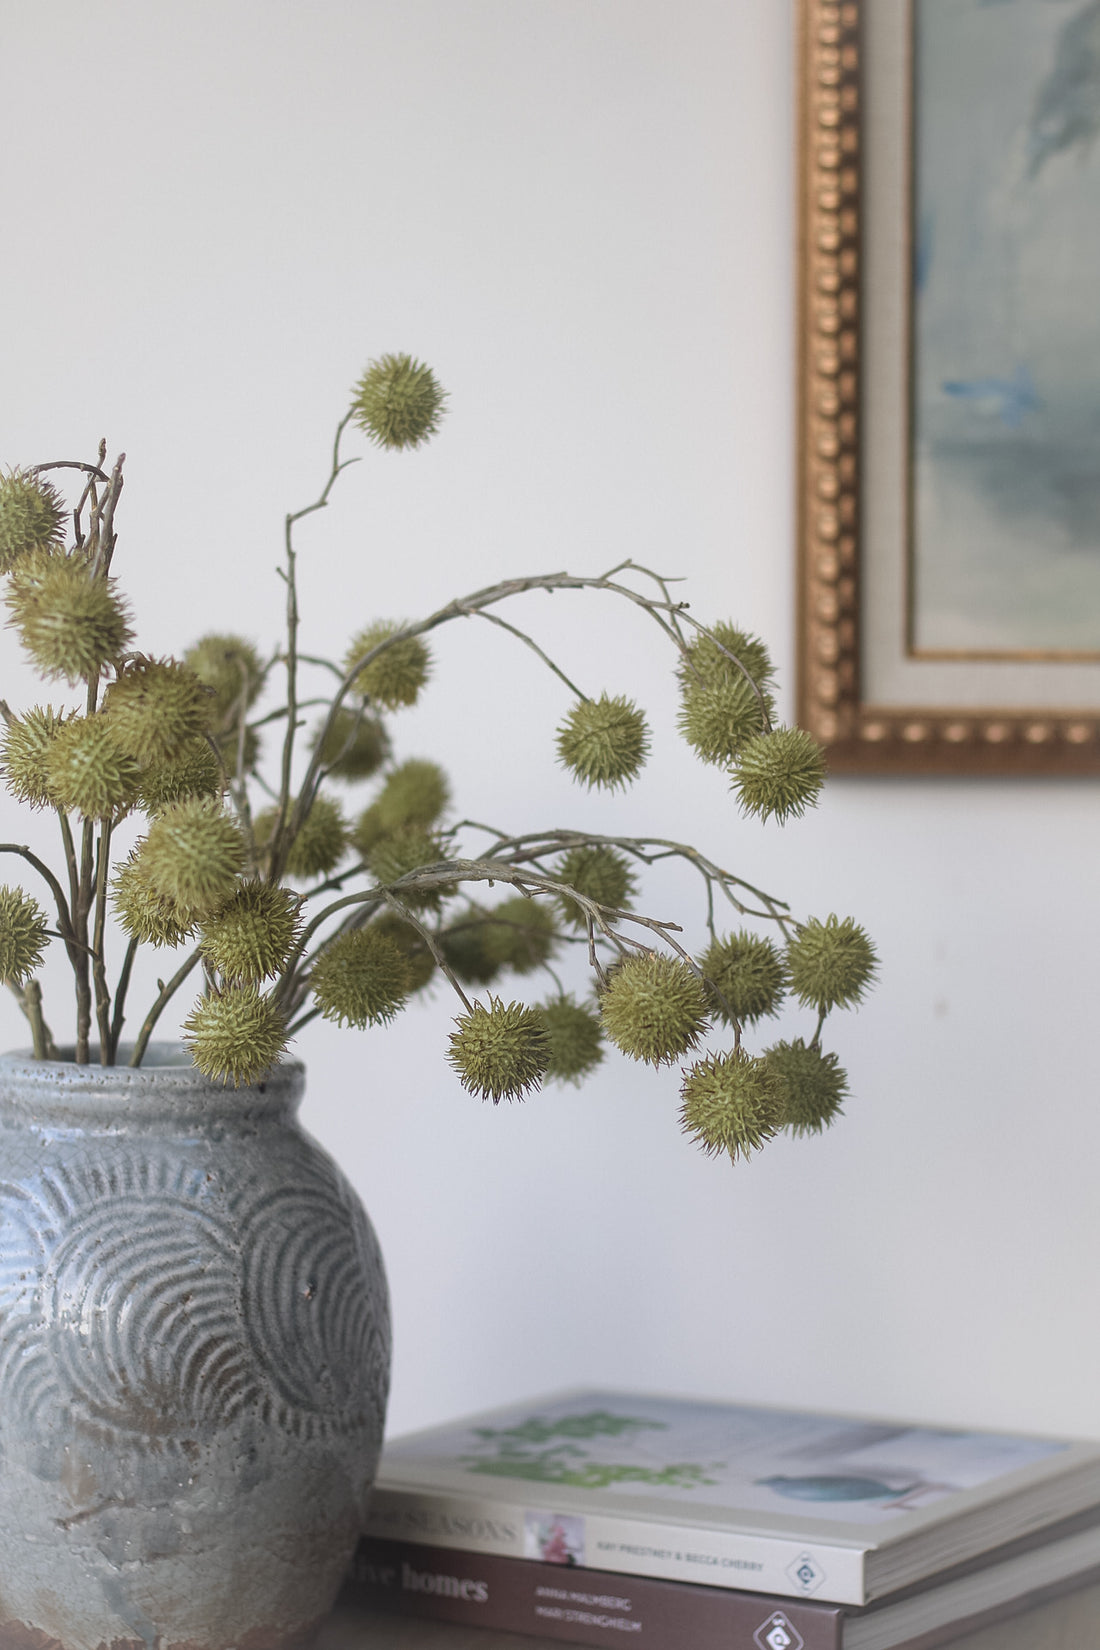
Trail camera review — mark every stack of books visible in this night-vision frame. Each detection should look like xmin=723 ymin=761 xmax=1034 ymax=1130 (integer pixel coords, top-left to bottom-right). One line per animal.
xmin=341 ymin=1387 xmax=1100 ymax=1649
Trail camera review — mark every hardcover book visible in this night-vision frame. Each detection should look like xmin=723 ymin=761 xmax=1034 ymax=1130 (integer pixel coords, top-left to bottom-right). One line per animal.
xmin=363 ymin=1388 xmax=1100 ymax=1607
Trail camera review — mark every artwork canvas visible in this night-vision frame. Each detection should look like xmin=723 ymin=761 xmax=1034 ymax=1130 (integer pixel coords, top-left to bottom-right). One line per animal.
xmin=911 ymin=0 xmax=1100 ymax=660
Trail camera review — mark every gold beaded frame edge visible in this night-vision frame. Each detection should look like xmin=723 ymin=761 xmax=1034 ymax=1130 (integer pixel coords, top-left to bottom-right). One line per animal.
xmin=794 ymin=0 xmax=1100 ymax=776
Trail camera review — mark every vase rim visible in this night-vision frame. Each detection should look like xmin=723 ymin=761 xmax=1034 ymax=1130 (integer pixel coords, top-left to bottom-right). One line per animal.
xmin=0 ymin=1041 xmax=305 ymax=1126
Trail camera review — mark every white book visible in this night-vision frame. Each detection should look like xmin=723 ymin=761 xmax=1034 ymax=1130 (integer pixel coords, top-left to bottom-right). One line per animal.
xmin=365 ymin=1388 xmax=1100 ymax=1607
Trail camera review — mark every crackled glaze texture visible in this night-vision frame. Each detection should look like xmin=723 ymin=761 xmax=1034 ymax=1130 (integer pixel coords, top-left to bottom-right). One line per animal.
xmin=0 ymin=1047 xmax=391 ymax=1650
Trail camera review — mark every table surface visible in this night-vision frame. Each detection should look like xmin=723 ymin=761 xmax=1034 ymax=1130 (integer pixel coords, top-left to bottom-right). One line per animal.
xmin=316 ymin=1581 xmax=1100 ymax=1649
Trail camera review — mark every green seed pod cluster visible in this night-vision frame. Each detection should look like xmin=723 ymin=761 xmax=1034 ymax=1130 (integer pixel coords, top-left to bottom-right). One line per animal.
xmin=0 ymin=469 xmax=67 ymax=572
xmin=6 ymin=549 xmax=133 ymax=683
xmin=555 ymin=844 xmax=637 ymax=931
xmin=1 ymin=705 xmax=69 ymax=808
xmin=44 ymin=715 xmax=140 ymax=819
xmin=677 ymin=622 xmax=775 ymax=694
xmin=679 ymin=1048 xmax=784 ymax=1162
xmin=182 ymin=984 xmax=287 ymax=1087
xmin=482 ymin=897 xmax=559 ymax=974
xmin=677 ymin=623 xmax=776 ymax=767
xmin=698 ymin=930 xmax=786 ymax=1026
xmin=103 ymin=655 xmax=211 ymax=764
xmin=540 ymin=994 xmax=604 ymax=1086
xmin=183 ymin=634 xmax=264 ymax=723
xmin=0 ymin=885 xmax=49 ymax=985
xmin=351 ymin=353 xmax=447 ymax=450
xmin=285 ymin=795 xmax=348 ymax=879
xmin=732 ymin=726 xmax=826 ymax=823
xmin=678 ymin=675 xmax=769 ymax=767
xmin=310 ymin=926 xmax=412 ymax=1028
xmin=439 ymin=907 xmax=502 ymax=986
xmin=447 ymin=997 xmax=550 ymax=1104
xmin=786 ymin=914 xmax=877 ymax=1013
xmin=371 ymin=912 xmax=436 ymax=992
xmin=764 ymin=1038 xmax=848 ymax=1136
xmin=599 ymin=952 xmax=709 ymax=1066
xmin=556 ymin=694 xmax=650 ymax=790
xmin=344 ymin=620 xmax=431 ymax=710
xmin=111 ymin=852 xmax=196 ymax=948
xmin=313 ymin=705 xmax=390 ymax=780
xmin=137 ymin=737 xmax=224 ymax=813
xmin=371 ymin=758 xmax=450 ymax=832
xmin=139 ymin=795 xmax=245 ymax=917
xmin=350 ymin=803 xmax=387 ymax=862
xmin=368 ymin=825 xmax=448 ymax=910
xmin=200 ymin=882 xmax=301 ymax=984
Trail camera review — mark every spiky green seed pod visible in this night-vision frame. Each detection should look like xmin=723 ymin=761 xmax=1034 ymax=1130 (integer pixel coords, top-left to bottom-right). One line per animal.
xmin=351 ymin=353 xmax=447 ymax=450
xmin=200 ymin=882 xmax=301 ymax=984
xmin=368 ymin=825 xmax=449 ymax=911
xmin=679 ymin=1049 xmax=784 ymax=1163
xmin=254 ymin=795 xmax=348 ymax=880
xmin=0 ymin=469 xmax=67 ymax=571
xmin=764 ymin=1038 xmax=848 ymax=1136
xmin=678 ymin=675 xmax=773 ymax=766
xmin=183 ymin=634 xmax=264 ymax=722
xmin=215 ymin=722 xmax=261 ymax=776
xmin=447 ymin=998 xmax=549 ymax=1104
xmin=0 ymin=886 xmax=49 ymax=985
xmin=285 ymin=795 xmax=347 ymax=879
xmin=111 ymin=852 xmax=197 ymax=948
xmin=6 ymin=549 xmax=133 ymax=683
xmin=102 ymin=655 xmax=211 ymax=764
xmin=139 ymin=795 xmax=245 ymax=916
xmin=599 ymin=951 xmax=709 ymax=1066
xmin=372 ymin=758 xmax=450 ymax=831
xmin=182 ymin=985 xmax=287 ymax=1087
xmin=44 ymin=715 xmax=140 ymax=819
xmin=350 ymin=803 xmax=388 ymax=862
xmin=540 ymin=995 xmax=604 ymax=1086
xmin=677 ymin=622 xmax=775 ymax=693
xmin=344 ymin=620 xmax=431 ymax=710
xmin=482 ymin=897 xmax=559 ymax=974
xmin=440 ymin=907 xmax=503 ymax=986
xmin=698 ymin=930 xmax=786 ymax=1026
xmin=786 ymin=914 xmax=877 ymax=1013
xmin=556 ymin=694 xmax=650 ymax=790
xmin=1 ymin=705 xmax=69 ymax=808
xmin=555 ymin=843 xmax=638 ymax=931
xmin=732 ymin=726 xmax=826 ymax=823
xmin=310 ymin=926 xmax=412 ymax=1029
xmin=372 ymin=912 xmax=437 ymax=992
xmin=138 ymin=737 xmax=224 ymax=813
xmin=313 ymin=706 xmax=390 ymax=780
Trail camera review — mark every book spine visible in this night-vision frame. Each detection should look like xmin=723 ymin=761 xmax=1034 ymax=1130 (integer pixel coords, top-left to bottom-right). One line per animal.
xmin=365 ymin=1486 xmax=868 ymax=1605
xmin=344 ymin=1537 xmax=845 ymax=1650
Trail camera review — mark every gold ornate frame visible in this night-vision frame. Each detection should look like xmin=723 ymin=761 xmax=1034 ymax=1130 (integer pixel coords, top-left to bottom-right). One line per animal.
xmin=795 ymin=0 xmax=1100 ymax=775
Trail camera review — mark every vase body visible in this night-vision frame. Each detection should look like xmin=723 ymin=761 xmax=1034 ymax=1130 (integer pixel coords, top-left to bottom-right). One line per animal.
xmin=0 ymin=1046 xmax=391 ymax=1650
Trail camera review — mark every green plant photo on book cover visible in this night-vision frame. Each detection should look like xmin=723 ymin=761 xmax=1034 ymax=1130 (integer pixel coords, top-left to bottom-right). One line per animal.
xmin=0 ymin=353 xmax=876 ymax=1166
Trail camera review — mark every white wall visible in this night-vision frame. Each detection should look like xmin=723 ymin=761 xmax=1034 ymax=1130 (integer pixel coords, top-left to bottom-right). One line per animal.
xmin=2 ymin=0 xmax=1099 ymax=1443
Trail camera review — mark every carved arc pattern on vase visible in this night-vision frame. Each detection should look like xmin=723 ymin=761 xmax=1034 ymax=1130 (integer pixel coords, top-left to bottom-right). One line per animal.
xmin=0 ymin=1143 xmax=389 ymax=1450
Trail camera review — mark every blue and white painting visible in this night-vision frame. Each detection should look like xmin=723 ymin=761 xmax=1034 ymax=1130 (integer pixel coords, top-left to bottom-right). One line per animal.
xmin=911 ymin=0 xmax=1100 ymax=655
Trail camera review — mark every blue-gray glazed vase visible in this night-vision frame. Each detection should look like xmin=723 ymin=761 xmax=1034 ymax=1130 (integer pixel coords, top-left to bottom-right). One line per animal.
xmin=0 ymin=1045 xmax=391 ymax=1650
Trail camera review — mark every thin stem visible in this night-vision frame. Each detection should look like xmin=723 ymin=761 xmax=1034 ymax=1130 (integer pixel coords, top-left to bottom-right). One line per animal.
xmin=92 ymin=821 xmax=113 ymax=1064
xmin=7 ymin=979 xmax=57 ymax=1060
xmin=108 ymin=935 xmax=139 ymax=1063
xmin=462 ymin=608 xmax=590 ymax=700
xmin=129 ymin=948 xmax=203 ymax=1068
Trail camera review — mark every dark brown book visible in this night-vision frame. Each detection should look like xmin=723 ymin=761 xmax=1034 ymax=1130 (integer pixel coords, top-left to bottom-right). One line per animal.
xmin=343 ymin=1525 xmax=1100 ymax=1650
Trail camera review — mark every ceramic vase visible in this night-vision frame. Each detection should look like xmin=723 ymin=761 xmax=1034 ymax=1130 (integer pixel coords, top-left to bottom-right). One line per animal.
xmin=0 ymin=1045 xmax=391 ymax=1650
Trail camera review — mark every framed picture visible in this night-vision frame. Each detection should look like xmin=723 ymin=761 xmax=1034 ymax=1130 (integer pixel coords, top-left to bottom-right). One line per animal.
xmin=796 ymin=0 xmax=1100 ymax=774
